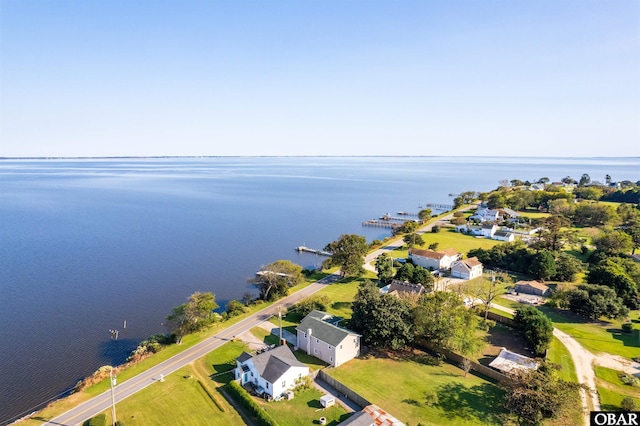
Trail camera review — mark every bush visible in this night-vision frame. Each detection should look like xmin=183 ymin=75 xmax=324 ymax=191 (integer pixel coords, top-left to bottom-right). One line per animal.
xmin=226 ymin=300 xmax=247 ymax=317
xmin=227 ymin=381 xmax=279 ymax=426
xmin=431 ymin=225 xmax=441 ymax=233
xmin=621 ymin=397 xmax=637 ymax=412
xmin=620 ymin=373 xmax=640 ymax=387
xmin=622 ymin=322 xmax=634 ymax=333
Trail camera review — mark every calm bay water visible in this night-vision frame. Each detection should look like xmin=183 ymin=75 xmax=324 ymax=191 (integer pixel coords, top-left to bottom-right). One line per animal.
xmin=1 ymin=156 xmax=638 ymax=423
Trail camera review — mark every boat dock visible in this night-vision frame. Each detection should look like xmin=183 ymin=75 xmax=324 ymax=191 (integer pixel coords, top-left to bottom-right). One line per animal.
xmin=362 ymin=220 xmax=402 ymax=229
xmin=296 ymin=246 xmax=332 ymax=256
xmin=380 ymin=213 xmax=419 ymax=222
xmin=397 ymin=211 xmax=419 ymax=217
xmin=424 ymin=203 xmax=453 ymax=211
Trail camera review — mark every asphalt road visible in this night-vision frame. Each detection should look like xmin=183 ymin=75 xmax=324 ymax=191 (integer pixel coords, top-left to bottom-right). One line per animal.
xmin=44 ymin=273 xmax=343 ymax=426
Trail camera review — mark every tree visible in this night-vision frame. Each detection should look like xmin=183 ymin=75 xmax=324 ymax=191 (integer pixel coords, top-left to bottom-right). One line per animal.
xmin=514 ymin=306 xmax=553 ymax=356
xmin=561 ymin=176 xmax=576 ymax=185
xmin=579 ymin=173 xmax=591 ymax=186
xmin=375 ymin=253 xmax=394 ymax=284
xmin=349 ymin=280 xmax=414 ymax=349
xmin=252 ymin=259 xmax=305 ymax=301
xmin=487 ymin=192 xmax=506 ymax=209
xmin=166 ymin=292 xmax=219 ymax=344
xmin=324 ymin=234 xmax=369 ymax=277
xmin=503 ymin=363 xmax=583 ymax=425
xmin=531 ymin=215 xmax=570 ymax=252
xmin=418 ymin=208 xmax=432 ymax=222
xmin=587 ymin=258 xmax=639 ymax=308
xmin=568 ymin=284 xmax=629 ymax=320
xmin=413 ymin=292 xmax=483 ymax=355
xmin=428 ymin=242 xmax=439 ymax=250
xmin=466 ymin=274 xmax=508 ymax=320
xmin=529 ymin=250 xmax=556 ymax=281
xmin=538 ymin=177 xmax=550 ymax=184
xmin=225 ymin=300 xmax=246 ymax=317
xmin=573 ymin=202 xmax=619 ymax=227
xmin=592 ymin=230 xmax=633 ymax=254
xmin=290 ymin=294 xmax=330 ymax=317
xmin=552 ymin=252 xmax=584 ymax=282
xmin=403 ymin=232 xmax=424 ymax=248
xmin=394 ymin=220 xmax=419 ymax=235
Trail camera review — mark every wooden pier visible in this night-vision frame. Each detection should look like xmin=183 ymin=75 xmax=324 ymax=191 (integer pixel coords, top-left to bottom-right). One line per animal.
xmin=362 ymin=220 xmax=402 ymax=229
xmin=380 ymin=214 xmax=419 ymax=222
xmin=295 ymin=246 xmax=332 ymax=256
xmin=424 ymin=203 xmax=453 ymax=210
xmin=397 ymin=211 xmax=419 ymax=217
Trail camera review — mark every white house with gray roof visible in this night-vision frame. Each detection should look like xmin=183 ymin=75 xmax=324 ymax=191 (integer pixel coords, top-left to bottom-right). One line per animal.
xmin=296 ymin=310 xmax=361 ymax=367
xmin=234 ymin=344 xmax=309 ymax=399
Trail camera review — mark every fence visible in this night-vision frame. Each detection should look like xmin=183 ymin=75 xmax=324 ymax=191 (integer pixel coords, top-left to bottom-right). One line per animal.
xmin=484 ymin=310 xmax=517 ymax=328
xmin=317 ymin=369 xmax=370 ymax=409
xmin=415 ymin=339 xmax=510 ymax=384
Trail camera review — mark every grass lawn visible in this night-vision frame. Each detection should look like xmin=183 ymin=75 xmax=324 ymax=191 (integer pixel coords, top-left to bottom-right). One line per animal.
xmin=256 ymin=386 xmax=350 ymax=426
xmin=96 ymin=365 xmax=243 ymax=426
xmin=535 ymin=306 xmax=640 ymax=359
xmin=394 ymin=229 xmax=501 ymax=257
xmin=329 ymin=352 xmax=507 ymax=425
xmin=595 ymin=366 xmax=640 ymax=411
xmin=547 ymin=336 xmax=578 ymax=383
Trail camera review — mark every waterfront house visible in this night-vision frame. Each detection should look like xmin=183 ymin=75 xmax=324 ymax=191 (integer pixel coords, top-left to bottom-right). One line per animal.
xmin=514 ymin=280 xmax=551 ymax=297
xmin=234 ymin=344 xmax=309 ymax=399
xmin=408 ymin=248 xmax=461 ymax=271
xmin=385 ymin=280 xmax=428 ymax=298
xmin=296 ymin=310 xmax=361 ymax=367
xmin=450 ymin=257 xmax=483 ymax=280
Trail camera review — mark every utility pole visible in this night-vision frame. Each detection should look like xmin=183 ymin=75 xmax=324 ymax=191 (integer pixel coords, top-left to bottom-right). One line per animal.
xmin=110 ymin=366 xmax=117 ymax=426
xmin=278 ymin=309 xmax=283 ymax=345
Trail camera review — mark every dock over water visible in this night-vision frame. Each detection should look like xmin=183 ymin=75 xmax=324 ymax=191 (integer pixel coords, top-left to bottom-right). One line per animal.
xmin=296 ymin=246 xmax=332 ymax=256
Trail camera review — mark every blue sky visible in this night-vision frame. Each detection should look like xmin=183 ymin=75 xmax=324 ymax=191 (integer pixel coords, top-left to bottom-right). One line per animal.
xmin=1 ymin=0 xmax=638 ymax=157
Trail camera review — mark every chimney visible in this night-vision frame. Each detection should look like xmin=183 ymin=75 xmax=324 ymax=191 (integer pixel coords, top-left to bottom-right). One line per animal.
xmin=307 ymin=328 xmax=312 ymax=355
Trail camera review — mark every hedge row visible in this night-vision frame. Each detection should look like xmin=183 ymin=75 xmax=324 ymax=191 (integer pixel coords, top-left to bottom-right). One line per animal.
xmin=226 ymin=380 xmax=279 ymax=426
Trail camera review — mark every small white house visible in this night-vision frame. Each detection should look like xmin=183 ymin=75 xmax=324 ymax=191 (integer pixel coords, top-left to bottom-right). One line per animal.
xmin=408 ymin=248 xmax=461 ymax=271
xmin=450 ymin=257 xmax=484 ymax=280
xmin=234 ymin=345 xmax=309 ymax=399
xmin=493 ymin=230 xmax=515 ymax=242
xmin=296 ymin=311 xmax=361 ymax=367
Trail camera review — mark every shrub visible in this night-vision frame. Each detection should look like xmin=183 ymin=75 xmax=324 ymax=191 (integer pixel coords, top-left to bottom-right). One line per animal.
xmin=622 ymin=322 xmax=634 ymax=333
xmin=226 ymin=300 xmax=247 ymax=317
xmin=431 ymin=225 xmax=441 ymax=233
xmin=227 ymin=381 xmax=279 ymax=426
xmin=620 ymin=373 xmax=640 ymax=387
xmin=621 ymin=397 xmax=637 ymax=412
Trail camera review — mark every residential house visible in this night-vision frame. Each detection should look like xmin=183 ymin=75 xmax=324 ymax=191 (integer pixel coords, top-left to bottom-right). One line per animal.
xmin=514 ymin=280 xmax=551 ymax=297
xmin=493 ymin=230 xmax=515 ymax=242
xmin=384 ymin=280 xmax=428 ymax=298
xmin=234 ymin=344 xmax=309 ymax=399
xmin=408 ymin=248 xmax=461 ymax=271
xmin=469 ymin=205 xmax=500 ymax=223
xmin=489 ymin=348 xmax=538 ymax=374
xmin=450 ymin=257 xmax=483 ymax=280
xmin=296 ymin=310 xmax=361 ymax=367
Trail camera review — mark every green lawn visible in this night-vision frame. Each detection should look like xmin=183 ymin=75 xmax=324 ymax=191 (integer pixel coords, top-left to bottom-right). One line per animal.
xmin=547 ymin=336 xmax=578 ymax=383
xmin=328 ymin=354 xmax=506 ymax=425
xmin=594 ymin=366 xmax=640 ymax=411
xmin=394 ymin=228 xmax=501 ymax=257
xmin=536 ymin=306 xmax=640 ymax=359
xmin=256 ymin=387 xmax=350 ymax=426
xmin=96 ymin=365 xmax=243 ymax=426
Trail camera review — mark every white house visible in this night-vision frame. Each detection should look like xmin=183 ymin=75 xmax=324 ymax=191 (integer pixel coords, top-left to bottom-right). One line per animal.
xmin=408 ymin=248 xmax=461 ymax=271
xmin=469 ymin=205 xmax=500 ymax=223
xmin=493 ymin=230 xmax=515 ymax=242
xmin=450 ymin=257 xmax=484 ymax=280
xmin=468 ymin=223 xmax=497 ymax=238
xmin=234 ymin=344 xmax=309 ymax=399
xmin=296 ymin=311 xmax=361 ymax=367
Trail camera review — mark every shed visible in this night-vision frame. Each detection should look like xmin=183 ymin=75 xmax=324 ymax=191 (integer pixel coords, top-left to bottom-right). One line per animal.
xmin=320 ymin=394 xmax=335 ymax=408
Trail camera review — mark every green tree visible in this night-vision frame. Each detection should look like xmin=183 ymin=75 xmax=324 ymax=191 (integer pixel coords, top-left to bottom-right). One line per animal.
xmin=166 ymin=292 xmax=219 ymax=344
xmin=290 ymin=295 xmax=330 ymax=317
xmin=394 ymin=220 xmax=419 ymax=235
xmin=487 ymin=192 xmax=506 ymax=209
xmin=529 ymin=250 xmax=557 ymax=281
xmin=573 ymin=202 xmax=619 ymax=227
xmin=552 ymin=252 xmax=584 ymax=282
xmin=579 ymin=173 xmax=591 ymax=186
xmin=413 ymin=292 xmax=483 ymax=355
xmin=514 ymin=306 xmax=553 ymax=357
xmin=593 ymin=230 xmax=633 ymax=254
xmin=418 ymin=208 xmax=432 ymax=222
xmin=225 ymin=300 xmax=246 ymax=317
xmin=252 ymin=259 xmax=305 ymax=301
xmin=403 ymin=232 xmax=424 ymax=248
xmin=503 ymin=363 xmax=583 ymax=425
xmin=568 ymin=284 xmax=629 ymax=320
xmin=349 ymin=280 xmax=414 ymax=349
xmin=324 ymin=234 xmax=369 ymax=277
xmin=466 ymin=274 xmax=509 ymax=320
xmin=587 ymin=258 xmax=639 ymax=308
xmin=375 ymin=253 xmax=394 ymax=284
xmin=573 ymin=186 xmax=604 ymax=200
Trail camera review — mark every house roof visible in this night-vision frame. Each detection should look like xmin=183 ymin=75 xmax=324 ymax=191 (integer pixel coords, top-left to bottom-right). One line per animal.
xmin=440 ymin=248 xmax=460 ymax=257
xmin=297 ymin=310 xmax=360 ymax=347
xmin=240 ymin=344 xmax=306 ymax=384
xmin=237 ymin=352 xmax=253 ymax=363
xmin=493 ymin=230 xmax=513 ymax=237
xmin=515 ymin=280 xmax=549 ymax=291
xmin=337 ymin=411 xmax=373 ymax=426
xmin=482 ymin=223 xmax=497 ymax=229
xmin=409 ymin=248 xmax=444 ymax=259
xmin=387 ymin=280 xmax=426 ymax=296
xmin=452 ymin=257 xmax=482 ymax=271
xmin=501 ymin=208 xmax=520 ymax=217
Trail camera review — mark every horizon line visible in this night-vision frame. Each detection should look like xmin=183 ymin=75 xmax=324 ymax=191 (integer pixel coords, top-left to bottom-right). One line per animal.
xmin=2 ymin=155 xmax=639 ymax=160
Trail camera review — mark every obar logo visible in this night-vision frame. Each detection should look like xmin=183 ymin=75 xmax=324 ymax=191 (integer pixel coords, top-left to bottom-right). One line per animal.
xmin=591 ymin=412 xmax=640 ymax=426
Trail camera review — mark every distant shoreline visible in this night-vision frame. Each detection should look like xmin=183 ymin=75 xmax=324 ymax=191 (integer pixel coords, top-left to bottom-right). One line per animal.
xmin=2 ymin=155 xmax=638 ymax=160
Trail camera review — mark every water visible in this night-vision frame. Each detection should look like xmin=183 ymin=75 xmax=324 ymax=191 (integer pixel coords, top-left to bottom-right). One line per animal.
xmin=1 ymin=156 xmax=638 ymax=424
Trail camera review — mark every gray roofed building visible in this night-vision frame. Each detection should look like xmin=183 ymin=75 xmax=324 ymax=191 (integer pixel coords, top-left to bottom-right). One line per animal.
xmin=297 ymin=310 xmax=361 ymax=367
xmin=234 ymin=344 xmax=309 ymax=399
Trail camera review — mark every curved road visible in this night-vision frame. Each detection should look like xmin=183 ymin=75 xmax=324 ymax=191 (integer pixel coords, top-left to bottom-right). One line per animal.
xmin=44 ymin=273 xmax=343 ymax=426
